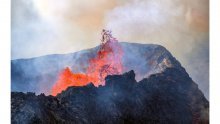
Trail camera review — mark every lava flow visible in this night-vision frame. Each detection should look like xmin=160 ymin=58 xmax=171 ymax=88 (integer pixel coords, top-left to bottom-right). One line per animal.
xmin=51 ymin=30 xmax=123 ymax=96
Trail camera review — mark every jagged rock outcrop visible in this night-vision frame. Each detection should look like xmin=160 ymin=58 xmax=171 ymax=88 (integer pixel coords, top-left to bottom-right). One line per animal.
xmin=11 ymin=67 xmax=209 ymax=124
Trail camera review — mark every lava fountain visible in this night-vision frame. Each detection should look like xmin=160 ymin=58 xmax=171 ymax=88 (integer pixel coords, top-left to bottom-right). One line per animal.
xmin=51 ymin=30 xmax=123 ymax=96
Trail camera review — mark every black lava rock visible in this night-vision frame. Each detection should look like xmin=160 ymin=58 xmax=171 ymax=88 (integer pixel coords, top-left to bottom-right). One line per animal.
xmin=11 ymin=67 xmax=209 ymax=124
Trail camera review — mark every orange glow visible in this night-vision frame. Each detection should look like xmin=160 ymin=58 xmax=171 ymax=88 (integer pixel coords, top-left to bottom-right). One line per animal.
xmin=51 ymin=30 xmax=123 ymax=96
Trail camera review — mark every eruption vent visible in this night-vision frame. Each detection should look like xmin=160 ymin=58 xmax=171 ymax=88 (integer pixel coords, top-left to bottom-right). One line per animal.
xmin=51 ymin=30 xmax=123 ymax=96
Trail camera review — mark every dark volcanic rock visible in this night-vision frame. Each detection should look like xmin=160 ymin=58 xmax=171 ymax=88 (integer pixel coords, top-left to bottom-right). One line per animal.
xmin=11 ymin=68 xmax=209 ymax=124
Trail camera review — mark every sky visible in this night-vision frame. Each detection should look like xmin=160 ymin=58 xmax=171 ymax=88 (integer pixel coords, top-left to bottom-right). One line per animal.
xmin=12 ymin=0 xmax=209 ymax=98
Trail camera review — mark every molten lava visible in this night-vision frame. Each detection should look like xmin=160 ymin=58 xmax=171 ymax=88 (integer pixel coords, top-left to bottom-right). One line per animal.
xmin=51 ymin=30 xmax=123 ymax=96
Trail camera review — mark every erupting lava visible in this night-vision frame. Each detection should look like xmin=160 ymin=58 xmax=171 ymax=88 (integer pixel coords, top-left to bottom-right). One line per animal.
xmin=51 ymin=30 xmax=123 ymax=96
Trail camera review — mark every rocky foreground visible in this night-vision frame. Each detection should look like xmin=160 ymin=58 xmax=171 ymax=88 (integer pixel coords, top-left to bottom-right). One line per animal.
xmin=11 ymin=67 xmax=209 ymax=124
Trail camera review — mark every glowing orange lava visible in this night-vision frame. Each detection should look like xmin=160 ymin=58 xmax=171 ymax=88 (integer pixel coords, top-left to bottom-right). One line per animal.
xmin=51 ymin=30 xmax=123 ymax=96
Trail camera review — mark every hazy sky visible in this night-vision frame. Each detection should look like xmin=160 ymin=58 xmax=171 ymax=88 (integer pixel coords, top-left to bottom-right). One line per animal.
xmin=12 ymin=0 xmax=209 ymax=98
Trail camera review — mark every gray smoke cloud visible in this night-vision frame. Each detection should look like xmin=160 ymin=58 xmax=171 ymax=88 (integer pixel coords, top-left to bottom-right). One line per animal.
xmin=12 ymin=0 xmax=58 ymax=59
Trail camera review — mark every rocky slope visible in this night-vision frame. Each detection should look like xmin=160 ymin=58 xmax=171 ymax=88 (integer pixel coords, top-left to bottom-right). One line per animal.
xmin=11 ymin=67 xmax=209 ymax=124
xmin=11 ymin=42 xmax=183 ymax=95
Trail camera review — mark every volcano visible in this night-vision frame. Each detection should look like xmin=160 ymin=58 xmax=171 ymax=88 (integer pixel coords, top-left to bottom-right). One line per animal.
xmin=11 ymin=42 xmax=183 ymax=95
xmin=11 ymin=30 xmax=208 ymax=123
